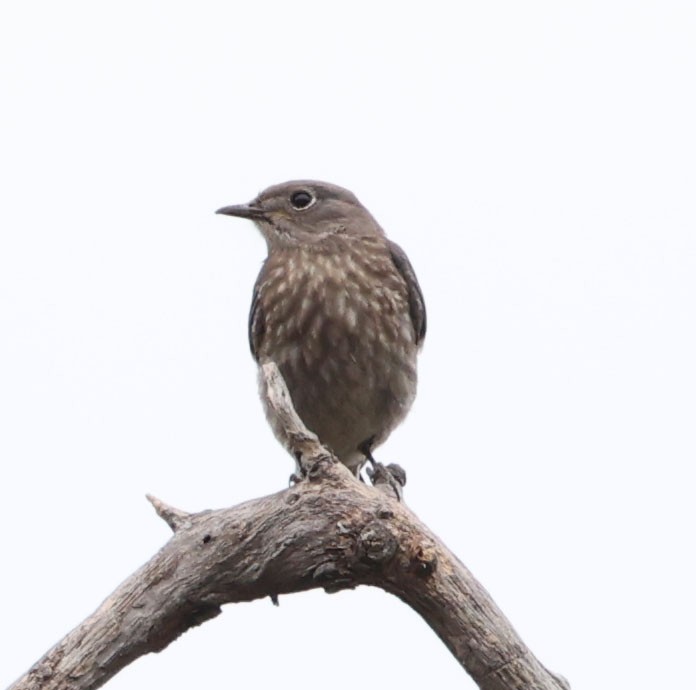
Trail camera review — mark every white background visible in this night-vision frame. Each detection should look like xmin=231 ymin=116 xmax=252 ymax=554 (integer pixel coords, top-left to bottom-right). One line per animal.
xmin=1 ymin=2 xmax=695 ymax=688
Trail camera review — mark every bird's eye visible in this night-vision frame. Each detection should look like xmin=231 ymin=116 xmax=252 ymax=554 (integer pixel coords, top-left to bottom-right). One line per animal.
xmin=290 ymin=190 xmax=315 ymax=210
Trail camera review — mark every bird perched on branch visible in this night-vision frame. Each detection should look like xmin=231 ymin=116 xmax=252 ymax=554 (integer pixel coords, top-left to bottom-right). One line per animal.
xmin=217 ymin=180 xmax=426 ymax=476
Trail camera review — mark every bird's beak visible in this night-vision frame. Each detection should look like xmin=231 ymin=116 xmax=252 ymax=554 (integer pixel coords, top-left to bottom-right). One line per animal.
xmin=215 ymin=203 xmax=266 ymax=219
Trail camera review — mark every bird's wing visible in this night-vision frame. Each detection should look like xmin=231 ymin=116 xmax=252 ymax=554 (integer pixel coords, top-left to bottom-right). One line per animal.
xmin=248 ymin=277 xmax=266 ymax=361
xmin=388 ymin=240 xmax=427 ymax=345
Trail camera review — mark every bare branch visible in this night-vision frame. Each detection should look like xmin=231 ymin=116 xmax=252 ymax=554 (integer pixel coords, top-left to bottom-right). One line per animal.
xmin=8 ymin=364 xmax=568 ymax=690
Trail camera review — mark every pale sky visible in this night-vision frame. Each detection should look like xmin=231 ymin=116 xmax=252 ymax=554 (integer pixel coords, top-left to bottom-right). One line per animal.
xmin=1 ymin=2 xmax=695 ymax=689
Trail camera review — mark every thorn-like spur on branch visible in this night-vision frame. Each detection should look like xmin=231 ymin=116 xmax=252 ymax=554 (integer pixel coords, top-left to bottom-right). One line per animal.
xmin=8 ymin=366 xmax=569 ymax=690
xmin=146 ymin=494 xmax=192 ymax=532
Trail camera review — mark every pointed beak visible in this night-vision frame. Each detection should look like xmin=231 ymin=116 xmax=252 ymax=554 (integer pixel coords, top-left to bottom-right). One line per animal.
xmin=215 ymin=203 xmax=266 ymax=220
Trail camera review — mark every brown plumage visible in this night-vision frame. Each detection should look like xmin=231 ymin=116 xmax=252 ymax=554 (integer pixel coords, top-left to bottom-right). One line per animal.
xmin=217 ymin=180 xmax=425 ymax=473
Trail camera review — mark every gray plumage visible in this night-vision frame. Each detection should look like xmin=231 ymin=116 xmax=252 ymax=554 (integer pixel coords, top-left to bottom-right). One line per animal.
xmin=217 ymin=180 xmax=425 ymax=473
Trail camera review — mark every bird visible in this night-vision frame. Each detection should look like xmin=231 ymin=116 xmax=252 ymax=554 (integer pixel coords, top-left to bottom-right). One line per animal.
xmin=216 ymin=180 xmax=426 ymax=476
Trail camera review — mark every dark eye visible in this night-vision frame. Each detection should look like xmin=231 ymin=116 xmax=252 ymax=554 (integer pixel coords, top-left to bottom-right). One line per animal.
xmin=290 ymin=190 xmax=315 ymax=210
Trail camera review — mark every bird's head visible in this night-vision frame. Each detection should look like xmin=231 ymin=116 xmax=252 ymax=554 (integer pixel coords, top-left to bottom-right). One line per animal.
xmin=216 ymin=180 xmax=384 ymax=250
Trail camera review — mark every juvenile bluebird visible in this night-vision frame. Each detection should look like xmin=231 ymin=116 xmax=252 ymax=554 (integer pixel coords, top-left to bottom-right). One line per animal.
xmin=217 ymin=181 xmax=426 ymax=476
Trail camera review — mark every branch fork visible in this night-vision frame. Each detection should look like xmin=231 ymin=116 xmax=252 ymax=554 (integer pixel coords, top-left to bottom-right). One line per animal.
xmin=8 ymin=363 xmax=568 ymax=690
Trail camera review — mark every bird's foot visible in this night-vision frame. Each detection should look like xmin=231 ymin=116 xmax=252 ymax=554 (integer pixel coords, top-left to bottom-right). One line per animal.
xmin=366 ymin=462 xmax=407 ymax=501
xmin=358 ymin=436 xmax=406 ymax=500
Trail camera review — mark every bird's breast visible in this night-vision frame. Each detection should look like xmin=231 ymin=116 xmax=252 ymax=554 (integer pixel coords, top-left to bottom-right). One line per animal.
xmin=258 ymin=246 xmax=414 ymax=361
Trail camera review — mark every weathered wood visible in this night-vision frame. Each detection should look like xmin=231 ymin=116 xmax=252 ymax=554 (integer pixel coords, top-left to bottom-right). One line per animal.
xmin=8 ymin=364 xmax=568 ymax=690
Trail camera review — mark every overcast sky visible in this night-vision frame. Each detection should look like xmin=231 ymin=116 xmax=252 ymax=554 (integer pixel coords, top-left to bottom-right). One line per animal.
xmin=1 ymin=2 xmax=695 ymax=689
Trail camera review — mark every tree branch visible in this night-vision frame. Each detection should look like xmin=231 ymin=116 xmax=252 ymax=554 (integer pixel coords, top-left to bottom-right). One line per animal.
xmin=8 ymin=363 xmax=569 ymax=690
